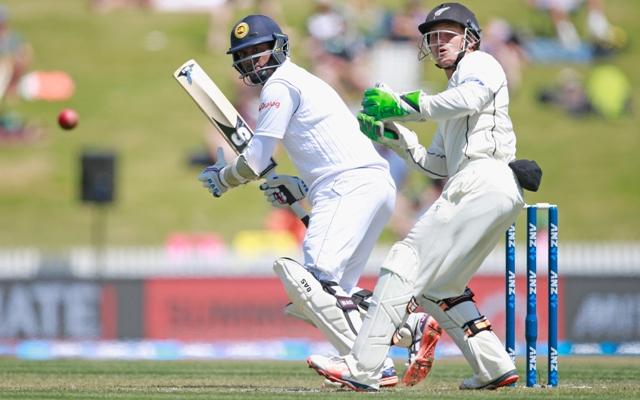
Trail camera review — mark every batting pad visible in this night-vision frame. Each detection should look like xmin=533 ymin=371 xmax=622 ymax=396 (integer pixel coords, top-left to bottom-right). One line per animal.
xmin=273 ymin=257 xmax=361 ymax=355
xmin=284 ymin=302 xmax=315 ymax=327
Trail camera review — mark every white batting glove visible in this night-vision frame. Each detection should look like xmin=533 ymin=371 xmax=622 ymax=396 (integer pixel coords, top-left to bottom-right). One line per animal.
xmin=198 ymin=148 xmax=229 ymax=198
xmin=259 ymin=175 xmax=308 ymax=208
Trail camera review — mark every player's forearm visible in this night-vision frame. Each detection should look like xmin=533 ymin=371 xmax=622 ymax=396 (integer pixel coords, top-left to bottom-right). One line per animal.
xmin=219 ymin=154 xmax=259 ymax=188
xmin=219 ymin=134 xmax=280 ymax=188
xmin=406 ymin=145 xmax=448 ymax=179
xmin=244 ymin=134 xmax=279 ymax=175
xmin=419 ymin=81 xmax=493 ymax=121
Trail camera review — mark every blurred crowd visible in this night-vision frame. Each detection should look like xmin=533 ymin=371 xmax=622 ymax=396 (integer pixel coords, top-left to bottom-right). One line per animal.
xmin=171 ymin=0 xmax=631 ymax=243
xmin=0 ymin=5 xmax=76 ymax=142
xmin=0 ymin=5 xmax=35 ymax=141
xmin=3 ymin=0 xmax=631 ymax=245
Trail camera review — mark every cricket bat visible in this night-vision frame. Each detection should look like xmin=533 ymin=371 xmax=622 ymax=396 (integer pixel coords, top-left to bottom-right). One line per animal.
xmin=173 ymin=59 xmax=309 ymax=227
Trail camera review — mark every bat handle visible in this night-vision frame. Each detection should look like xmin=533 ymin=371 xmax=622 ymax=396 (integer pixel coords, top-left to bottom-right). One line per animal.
xmin=289 ymin=201 xmax=310 ymax=228
xmin=262 ymin=168 xmax=310 ymax=227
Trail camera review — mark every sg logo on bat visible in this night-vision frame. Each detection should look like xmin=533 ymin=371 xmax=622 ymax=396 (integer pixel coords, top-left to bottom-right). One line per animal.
xmin=230 ymin=118 xmax=252 ymax=148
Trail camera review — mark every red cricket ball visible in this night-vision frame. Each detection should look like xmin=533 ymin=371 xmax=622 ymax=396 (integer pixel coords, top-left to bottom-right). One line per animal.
xmin=58 ymin=108 xmax=79 ymax=130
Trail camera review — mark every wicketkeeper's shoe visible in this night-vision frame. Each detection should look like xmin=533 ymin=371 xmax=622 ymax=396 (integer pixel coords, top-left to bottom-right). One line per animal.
xmin=459 ymin=369 xmax=519 ymax=390
xmin=402 ymin=313 xmax=442 ymax=386
xmin=307 ymin=355 xmax=379 ymax=392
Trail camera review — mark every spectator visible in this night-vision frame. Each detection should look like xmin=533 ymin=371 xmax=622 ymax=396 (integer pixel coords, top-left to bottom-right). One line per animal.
xmin=205 ymin=0 xmax=234 ymax=52
xmin=383 ymin=0 xmax=428 ymax=43
xmin=0 ymin=6 xmax=32 ymax=102
xmin=90 ymin=0 xmax=150 ymax=13
xmin=305 ymin=0 xmax=369 ymax=98
xmin=0 ymin=6 xmax=38 ymax=142
xmin=345 ymin=0 xmax=386 ymax=48
xmin=537 ymin=65 xmax=632 ymax=120
xmin=527 ymin=0 xmax=616 ymax=49
xmin=369 ymin=0 xmax=428 ymax=92
xmin=481 ymin=19 xmax=528 ymax=94
xmin=537 ymin=68 xmax=592 ymax=116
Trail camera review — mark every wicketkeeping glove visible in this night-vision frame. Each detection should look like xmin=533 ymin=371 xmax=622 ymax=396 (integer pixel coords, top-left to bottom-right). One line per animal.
xmin=198 ymin=148 xmax=229 ymax=198
xmin=358 ymin=111 xmax=398 ymax=142
xmin=259 ymin=175 xmax=309 ymax=208
xmin=357 ymin=112 xmax=419 ymax=158
xmin=361 ymin=83 xmax=424 ymax=122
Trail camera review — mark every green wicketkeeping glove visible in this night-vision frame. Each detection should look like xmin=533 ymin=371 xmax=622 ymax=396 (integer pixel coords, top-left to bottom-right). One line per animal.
xmin=361 ymin=83 xmax=424 ymax=121
xmin=357 ymin=112 xmax=398 ymax=143
xmin=357 ymin=112 xmax=419 ymax=158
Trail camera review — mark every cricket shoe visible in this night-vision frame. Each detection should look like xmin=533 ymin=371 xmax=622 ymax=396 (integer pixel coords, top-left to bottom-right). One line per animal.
xmin=379 ymin=357 xmax=399 ymax=387
xmin=321 ymin=359 xmax=397 ymax=389
xmin=459 ymin=369 xmax=519 ymax=390
xmin=401 ymin=313 xmax=442 ymax=386
xmin=307 ymin=355 xmax=379 ymax=392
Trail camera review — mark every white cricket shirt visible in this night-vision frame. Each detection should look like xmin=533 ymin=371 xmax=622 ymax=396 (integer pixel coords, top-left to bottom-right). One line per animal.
xmin=419 ymin=50 xmax=517 ymax=177
xmin=252 ymin=59 xmax=388 ymax=191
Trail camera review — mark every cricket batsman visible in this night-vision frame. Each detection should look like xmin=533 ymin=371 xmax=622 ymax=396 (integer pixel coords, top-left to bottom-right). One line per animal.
xmin=197 ymin=14 xmax=441 ymax=387
xmin=308 ymin=2 xmax=542 ymax=391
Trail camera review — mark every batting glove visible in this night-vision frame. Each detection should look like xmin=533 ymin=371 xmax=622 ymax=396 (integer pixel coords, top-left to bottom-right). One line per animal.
xmin=361 ymin=83 xmax=424 ymax=122
xmin=198 ymin=148 xmax=229 ymax=198
xmin=259 ymin=175 xmax=308 ymax=208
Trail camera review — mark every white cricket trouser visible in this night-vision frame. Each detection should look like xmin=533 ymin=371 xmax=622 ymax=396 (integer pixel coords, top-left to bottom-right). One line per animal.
xmin=348 ymin=159 xmax=524 ymax=380
xmin=407 ymin=158 xmax=524 ymax=300
xmin=303 ymin=167 xmax=395 ymax=293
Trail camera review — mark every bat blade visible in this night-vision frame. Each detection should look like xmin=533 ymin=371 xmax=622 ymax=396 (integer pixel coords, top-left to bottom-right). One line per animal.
xmin=174 ymin=59 xmax=256 ymax=155
xmin=173 ymin=59 xmax=309 ymax=227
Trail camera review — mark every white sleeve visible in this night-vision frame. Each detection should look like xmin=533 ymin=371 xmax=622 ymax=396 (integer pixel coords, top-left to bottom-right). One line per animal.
xmin=418 ymin=80 xmax=494 ymax=121
xmin=407 ymin=130 xmax=448 ymax=178
xmin=254 ymin=80 xmax=300 ymax=139
xmin=242 ymin=134 xmax=279 ymax=175
xmin=418 ymin=53 xmax=507 ymax=121
xmin=424 ymin=130 xmax=447 ymax=178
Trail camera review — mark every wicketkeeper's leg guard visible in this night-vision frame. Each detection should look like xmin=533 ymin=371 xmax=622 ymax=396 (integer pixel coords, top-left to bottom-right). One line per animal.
xmin=274 ymin=257 xmax=362 ymax=355
xmin=419 ymin=287 xmax=515 ymax=383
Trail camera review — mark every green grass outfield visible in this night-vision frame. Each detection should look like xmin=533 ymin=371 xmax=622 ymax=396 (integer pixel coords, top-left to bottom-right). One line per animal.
xmin=1 ymin=357 xmax=639 ymax=399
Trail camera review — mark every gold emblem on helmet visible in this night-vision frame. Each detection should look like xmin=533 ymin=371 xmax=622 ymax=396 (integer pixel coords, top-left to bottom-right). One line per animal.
xmin=234 ymin=22 xmax=249 ymax=39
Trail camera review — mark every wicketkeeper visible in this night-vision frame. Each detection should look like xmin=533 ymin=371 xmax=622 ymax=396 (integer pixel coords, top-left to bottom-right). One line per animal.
xmin=308 ymin=2 xmax=542 ymax=391
xmin=197 ymin=14 xmax=441 ymax=388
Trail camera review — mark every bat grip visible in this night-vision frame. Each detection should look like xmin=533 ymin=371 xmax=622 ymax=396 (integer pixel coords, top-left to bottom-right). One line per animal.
xmin=289 ymin=202 xmax=310 ymax=228
xmin=263 ymin=168 xmax=310 ymax=228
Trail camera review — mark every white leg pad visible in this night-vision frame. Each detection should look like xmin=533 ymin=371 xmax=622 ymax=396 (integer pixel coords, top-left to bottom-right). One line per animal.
xmin=273 ymin=257 xmax=360 ymax=355
xmin=284 ymin=288 xmax=373 ymax=328
xmin=419 ymin=296 xmax=515 ymax=382
xmin=420 ymin=297 xmax=482 ymax=373
xmin=466 ymin=330 xmax=516 ymax=382
xmin=351 ymin=242 xmax=419 ymax=372
xmin=284 ymin=302 xmax=315 ymax=327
